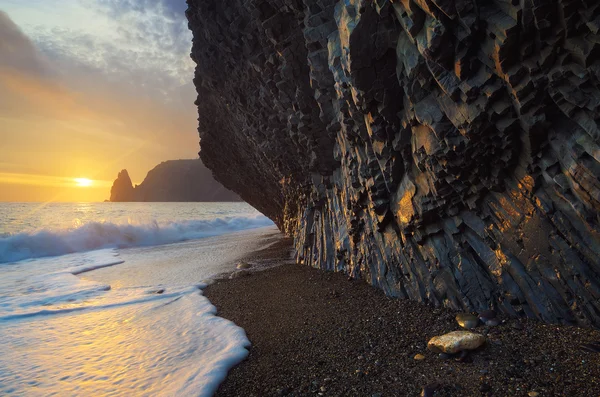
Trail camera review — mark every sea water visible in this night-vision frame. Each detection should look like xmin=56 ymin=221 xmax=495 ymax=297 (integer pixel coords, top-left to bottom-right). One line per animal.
xmin=0 ymin=202 xmax=275 ymax=396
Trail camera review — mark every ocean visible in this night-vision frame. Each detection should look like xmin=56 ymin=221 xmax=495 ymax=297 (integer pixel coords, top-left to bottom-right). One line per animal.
xmin=0 ymin=202 xmax=277 ymax=396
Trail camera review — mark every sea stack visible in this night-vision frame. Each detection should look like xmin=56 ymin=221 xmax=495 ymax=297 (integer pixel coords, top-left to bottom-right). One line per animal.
xmin=110 ymin=169 xmax=135 ymax=202
xmin=186 ymin=1 xmax=600 ymax=327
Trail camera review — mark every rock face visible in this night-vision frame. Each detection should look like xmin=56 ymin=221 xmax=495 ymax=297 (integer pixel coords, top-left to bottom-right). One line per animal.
xmin=186 ymin=1 xmax=600 ymax=327
xmin=109 ymin=160 xmax=241 ymax=202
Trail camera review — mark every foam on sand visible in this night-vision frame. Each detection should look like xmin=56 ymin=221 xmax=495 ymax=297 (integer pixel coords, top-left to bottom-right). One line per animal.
xmin=0 ymin=247 xmax=252 ymax=396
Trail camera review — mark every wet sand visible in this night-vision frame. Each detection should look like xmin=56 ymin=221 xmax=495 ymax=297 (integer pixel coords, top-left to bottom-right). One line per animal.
xmin=206 ymin=241 xmax=600 ymax=396
xmin=82 ymin=226 xmax=285 ymax=287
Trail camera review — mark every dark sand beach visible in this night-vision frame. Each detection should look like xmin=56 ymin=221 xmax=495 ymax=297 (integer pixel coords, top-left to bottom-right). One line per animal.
xmin=206 ymin=239 xmax=600 ymax=397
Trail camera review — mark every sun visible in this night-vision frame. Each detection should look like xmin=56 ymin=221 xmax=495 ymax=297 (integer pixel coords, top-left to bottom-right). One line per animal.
xmin=74 ymin=178 xmax=93 ymax=187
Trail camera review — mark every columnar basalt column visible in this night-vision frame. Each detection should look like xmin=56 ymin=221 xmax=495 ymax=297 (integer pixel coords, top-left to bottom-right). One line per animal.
xmin=187 ymin=0 xmax=600 ymax=327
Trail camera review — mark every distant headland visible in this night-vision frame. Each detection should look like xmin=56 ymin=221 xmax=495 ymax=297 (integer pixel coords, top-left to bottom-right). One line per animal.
xmin=109 ymin=159 xmax=241 ymax=202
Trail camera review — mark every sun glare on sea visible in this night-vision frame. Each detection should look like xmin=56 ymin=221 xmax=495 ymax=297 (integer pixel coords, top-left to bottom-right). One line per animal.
xmin=74 ymin=178 xmax=93 ymax=187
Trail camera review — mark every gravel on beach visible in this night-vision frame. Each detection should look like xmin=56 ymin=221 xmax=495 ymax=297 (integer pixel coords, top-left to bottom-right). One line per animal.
xmin=205 ymin=261 xmax=600 ymax=397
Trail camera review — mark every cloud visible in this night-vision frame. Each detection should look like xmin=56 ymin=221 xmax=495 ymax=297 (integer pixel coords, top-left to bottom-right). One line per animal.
xmin=97 ymin=0 xmax=187 ymax=19
xmin=0 ymin=11 xmax=51 ymax=77
xmin=26 ymin=0 xmax=195 ymax=104
xmin=0 ymin=11 xmax=88 ymax=120
xmin=0 ymin=8 xmax=200 ymax=201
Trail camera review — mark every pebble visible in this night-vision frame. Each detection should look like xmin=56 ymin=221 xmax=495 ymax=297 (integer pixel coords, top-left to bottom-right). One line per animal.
xmin=528 ymin=392 xmax=539 ymax=397
xmin=230 ymin=270 xmax=252 ymax=279
xmin=414 ymin=353 xmax=425 ymax=361
xmin=428 ymin=331 xmax=486 ymax=354
xmin=236 ymin=262 xmax=252 ymax=269
xmin=480 ymin=383 xmax=491 ymax=392
xmin=479 ymin=309 xmax=496 ymax=320
xmin=421 ymin=383 xmax=439 ymax=397
xmin=484 ymin=318 xmax=501 ymax=327
xmin=455 ymin=350 xmax=472 ymax=363
xmin=439 ymin=353 xmax=452 ymax=360
xmin=456 ymin=313 xmax=479 ymax=329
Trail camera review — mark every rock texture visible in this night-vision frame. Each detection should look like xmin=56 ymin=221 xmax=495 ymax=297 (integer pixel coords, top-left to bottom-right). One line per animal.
xmin=186 ymin=1 xmax=600 ymax=327
xmin=109 ymin=160 xmax=241 ymax=202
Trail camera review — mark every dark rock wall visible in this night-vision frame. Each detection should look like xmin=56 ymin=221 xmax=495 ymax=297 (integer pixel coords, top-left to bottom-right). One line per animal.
xmin=187 ymin=0 xmax=600 ymax=327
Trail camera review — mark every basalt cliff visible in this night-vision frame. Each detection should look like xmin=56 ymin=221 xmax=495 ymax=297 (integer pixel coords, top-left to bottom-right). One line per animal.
xmin=186 ymin=0 xmax=600 ymax=327
xmin=110 ymin=160 xmax=241 ymax=202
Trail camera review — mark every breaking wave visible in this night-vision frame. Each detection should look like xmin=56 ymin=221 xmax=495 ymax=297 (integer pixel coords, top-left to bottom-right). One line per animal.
xmin=0 ymin=215 xmax=274 ymax=264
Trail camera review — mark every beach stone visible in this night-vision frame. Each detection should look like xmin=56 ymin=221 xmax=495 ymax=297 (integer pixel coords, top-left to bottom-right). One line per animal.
xmin=528 ymin=392 xmax=539 ymax=397
xmin=484 ymin=318 xmax=501 ymax=327
xmin=414 ymin=353 xmax=425 ymax=361
xmin=236 ymin=262 xmax=252 ymax=269
xmin=455 ymin=350 xmax=472 ymax=363
xmin=230 ymin=270 xmax=252 ymax=279
xmin=421 ymin=383 xmax=439 ymax=397
xmin=456 ymin=313 xmax=479 ymax=329
xmin=428 ymin=331 xmax=486 ymax=354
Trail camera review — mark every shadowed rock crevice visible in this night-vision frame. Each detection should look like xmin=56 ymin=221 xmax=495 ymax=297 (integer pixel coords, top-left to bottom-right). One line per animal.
xmin=187 ymin=0 xmax=600 ymax=327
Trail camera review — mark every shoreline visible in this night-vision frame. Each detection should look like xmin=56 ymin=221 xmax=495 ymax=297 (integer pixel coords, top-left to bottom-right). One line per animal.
xmin=81 ymin=225 xmax=283 ymax=287
xmin=206 ymin=259 xmax=600 ymax=396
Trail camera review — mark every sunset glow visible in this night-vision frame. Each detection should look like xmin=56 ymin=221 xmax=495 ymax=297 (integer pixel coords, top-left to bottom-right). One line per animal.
xmin=0 ymin=2 xmax=198 ymax=202
xmin=74 ymin=178 xmax=93 ymax=187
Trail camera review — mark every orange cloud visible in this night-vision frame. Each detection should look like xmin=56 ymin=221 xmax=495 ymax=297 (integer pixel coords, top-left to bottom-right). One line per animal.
xmin=0 ymin=68 xmax=96 ymax=121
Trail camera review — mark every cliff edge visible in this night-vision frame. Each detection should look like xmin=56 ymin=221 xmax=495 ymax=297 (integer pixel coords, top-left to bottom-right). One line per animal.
xmin=110 ymin=160 xmax=241 ymax=202
xmin=186 ymin=0 xmax=600 ymax=327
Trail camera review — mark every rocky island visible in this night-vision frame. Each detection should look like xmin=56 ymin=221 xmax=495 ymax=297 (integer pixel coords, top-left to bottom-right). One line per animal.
xmin=109 ymin=159 xmax=241 ymax=202
xmin=186 ymin=0 xmax=600 ymax=328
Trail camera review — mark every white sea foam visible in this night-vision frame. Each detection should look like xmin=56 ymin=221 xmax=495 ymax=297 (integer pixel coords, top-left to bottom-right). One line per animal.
xmin=0 ymin=244 xmax=252 ymax=396
xmin=0 ymin=203 xmax=271 ymax=396
xmin=0 ymin=215 xmax=273 ymax=264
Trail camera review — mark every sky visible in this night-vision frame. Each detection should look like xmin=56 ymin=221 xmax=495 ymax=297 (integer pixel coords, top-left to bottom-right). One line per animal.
xmin=0 ymin=0 xmax=199 ymax=202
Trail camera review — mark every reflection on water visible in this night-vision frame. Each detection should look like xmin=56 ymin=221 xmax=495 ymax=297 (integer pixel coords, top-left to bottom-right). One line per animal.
xmin=0 ymin=284 xmax=249 ymax=397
